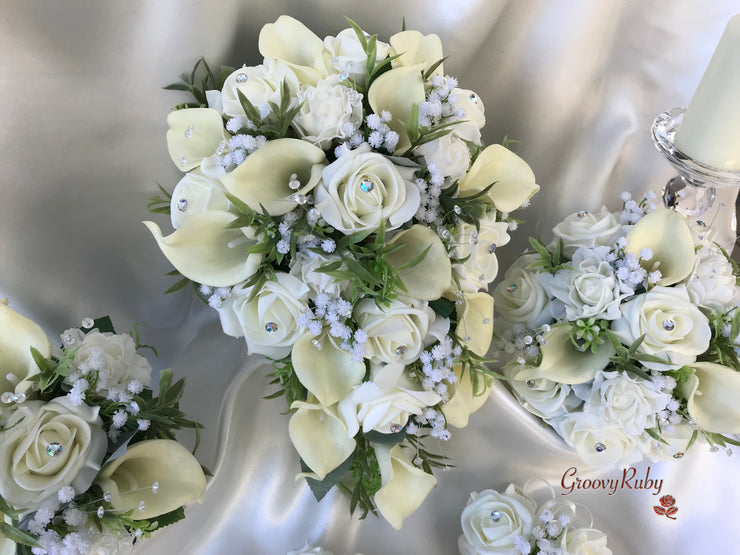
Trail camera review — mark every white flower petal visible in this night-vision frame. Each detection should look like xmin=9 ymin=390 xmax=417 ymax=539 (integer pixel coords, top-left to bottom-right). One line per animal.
xmin=386 ymin=225 xmax=451 ymax=301
xmin=373 ymin=444 xmax=437 ymax=530
xmin=95 ymin=439 xmax=206 ymax=520
xmin=288 ymin=399 xmax=355 ymax=480
xmin=683 ymin=362 xmax=740 ymax=434
xmin=166 ymin=108 xmax=225 ymax=172
xmin=292 ymin=333 xmax=365 ymax=407
xmin=143 ymin=211 xmax=261 ymax=287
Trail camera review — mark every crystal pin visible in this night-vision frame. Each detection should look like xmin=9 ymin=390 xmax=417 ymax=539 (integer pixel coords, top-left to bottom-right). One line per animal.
xmin=177 ymin=198 xmax=188 ymax=212
xmin=360 ymin=178 xmax=374 ymax=192
xmin=395 ymin=345 xmax=408 ymax=355
xmin=594 ymin=442 xmax=606 ymax=453
xmin=46 ymin=442 xmax=63 ymax=457
xmin=235 ymin=73 xmax=248 ymax=83
xmin=490 ymin=511 xmax=501 ymax=522
xmin=265 ymin=322 xmax=279 ymax=333
xmin=662 ymin=319 xmax=675 ymax=331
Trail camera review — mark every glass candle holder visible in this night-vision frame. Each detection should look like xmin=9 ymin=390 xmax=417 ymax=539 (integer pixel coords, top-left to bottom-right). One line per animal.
xmin=652 ymin=107 xmax=740 ymax=217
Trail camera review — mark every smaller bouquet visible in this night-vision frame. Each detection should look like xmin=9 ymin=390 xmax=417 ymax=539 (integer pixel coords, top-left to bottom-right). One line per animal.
xmin=458 ymin=482 xmax=611 ymax=555
xmin=0 ymin=301 xmax=206 ymax=555
xmin=494 ymin=193 xmax=740 ymax=468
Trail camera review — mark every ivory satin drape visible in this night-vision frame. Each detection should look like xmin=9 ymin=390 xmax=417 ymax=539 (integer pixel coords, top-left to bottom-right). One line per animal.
xmin=1 ymin=1 xmax=738 ymax=553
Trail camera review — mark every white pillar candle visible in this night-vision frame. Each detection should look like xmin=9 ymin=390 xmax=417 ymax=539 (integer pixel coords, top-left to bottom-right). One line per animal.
xmin=674 ymin=14 xmax=740 ymax=171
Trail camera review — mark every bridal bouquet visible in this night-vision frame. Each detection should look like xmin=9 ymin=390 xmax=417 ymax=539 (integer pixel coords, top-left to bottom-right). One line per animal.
xmin=458 ymin=482 xmax=611 ymax=555
xmin=145 ymin=15 xmax=539 ymax=528
xmin=0 ymin=301 xmax=206 ymax=555
xmin=494 ymin=193 xmax=740 ymax=468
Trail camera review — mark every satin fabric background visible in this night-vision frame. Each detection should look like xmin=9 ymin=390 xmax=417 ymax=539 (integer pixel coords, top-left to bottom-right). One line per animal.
xmin=1 ymin=1 xmax=739 ymax=553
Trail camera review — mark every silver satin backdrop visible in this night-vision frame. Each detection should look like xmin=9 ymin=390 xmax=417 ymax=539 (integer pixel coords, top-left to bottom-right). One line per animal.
xmin=1 ymin=1 xmax=738 ymax=553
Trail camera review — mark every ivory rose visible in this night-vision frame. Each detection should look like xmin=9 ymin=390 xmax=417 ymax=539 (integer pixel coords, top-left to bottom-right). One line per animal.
xmin=415 ymin=133 xmax=471 ymax=184
xmin=611 ymin=285 xmax=711 ymax=371
xmin=169 ymin=171 xmax=230 ymax=230
xmin=450 ymin=88 xmax=485 ymax=144
xmin=539 ymin=246 xmax=622 ymax=321
xmin=458 ymin=485 xmax=536 ymax=554
xmin=505 ymin=365 xmax=573 ymax=420
xmin=553 ymin=411 xmax=641 ymax=469
xmin=216 ymin=272 xmax=310 ymax=359
xmin=68 ymin=330 xmax=152 ymax=400
xmin=353 ymin=298 xmax=436 ymax=365
xmin=684 ymin=245 xmax=740 ymax=312
xmin=560 ymin=528 xmax=613 ymax=555
xmin=584 ymin=371 xmax=669 ymax=435
xmin=0 ymin=398 xmax=107 ymax=509
xmin=292 ymin=75 xmax=364 ymax=149
xmin=95 ymin=439 xmax=206 ymax=520
xmin=551 ymin=207 xmax=622 ymax=257
xmin=338 ymin=362 xmax=441 ymax=437
xmin=315 ymin=144 xmax=420 ymax=233
xmin=493 ymin=254 xmax=551 ymax=328
xmin=323 ymin=27 xmax=389 ymax=84
xmin=220 ymin=60 xmax=300 ymax=119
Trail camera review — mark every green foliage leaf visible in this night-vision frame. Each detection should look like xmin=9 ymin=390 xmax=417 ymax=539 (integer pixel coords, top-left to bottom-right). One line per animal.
xmin=150 ymin=506 xmax=186 ymax=530
xmin=365 ymin=428 xmax=406 ymax=444
xmin=301 ymin=454 xmax=354 ymax=502
xmin=0 ymin=522 xmax=41 ymax=548
xmin=429 ymin=297 xmax=457 ymax=319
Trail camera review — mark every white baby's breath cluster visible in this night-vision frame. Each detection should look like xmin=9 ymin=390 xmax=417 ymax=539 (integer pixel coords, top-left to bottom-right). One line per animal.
xmin=0 ymin=303 xmax=206 ymax=555
xmin=146 ymin=15 xmax=540 ymax=528
xmin=458 ymin=483 xmax=611 ymax=555
xmin=494 ymin=193 xmax=740 ymax=468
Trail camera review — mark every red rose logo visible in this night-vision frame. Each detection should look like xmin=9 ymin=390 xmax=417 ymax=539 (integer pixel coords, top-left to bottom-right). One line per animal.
xmin=654 ymin=495 xmax=678 ymax=519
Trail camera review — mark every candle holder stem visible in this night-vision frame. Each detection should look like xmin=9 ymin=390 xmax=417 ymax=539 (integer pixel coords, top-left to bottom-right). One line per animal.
xmin=652 ymin=107 xmax=740 ymax=218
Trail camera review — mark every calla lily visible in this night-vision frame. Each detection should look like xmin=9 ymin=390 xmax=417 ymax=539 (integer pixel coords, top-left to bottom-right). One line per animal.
xmin=258 ymin=15 xmax=329 ymax=85
xmin=442 ymin=364 xmax=492 ymax=428
xmin=220 ymin=138 xmax=326 ymax=216
xmin=143 ymin=211 xmax=261 ymax=287
xmin=95 ymin=439 xmax=206 ymax=521
xmin=625 ymin=208 xmax=695 ymax=286
xmin=458 ymin=144 xmax=539 ymax=213
xmin=681 ymin=362 xmax=740 ymax=434
xmin=373 ymin=443 xmax=437 ymax=530
xmin=456 ymin=292 xmax=494 ymax=357
xmin=515 ymin=326 xmax=615 ymax=384
xmin=0 ymin=300 xmax=51 ymax=397
xmin=166 ymin=108 xmax=226 ymax=172
xmin=288 ymin=397 xmax=356 ymax=481
xmin=291 ymin=333 xmax=365 ymax=407
xmin=389 ymin=30 xmax=444 ymax=75
xmin=386 ymin=225 xmax=451 ymax=300
xmin=368 ymin=64 xmax=426 ymax=154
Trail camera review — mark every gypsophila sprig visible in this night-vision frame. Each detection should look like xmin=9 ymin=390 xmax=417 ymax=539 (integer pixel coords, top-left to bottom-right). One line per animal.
xmin=0 ymin=302 xmax=207 ymax=554
xmin=144 ymin=14 xmax=540 ymax=529
xmin=495 ymin=195 xmax=740 ymax=469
